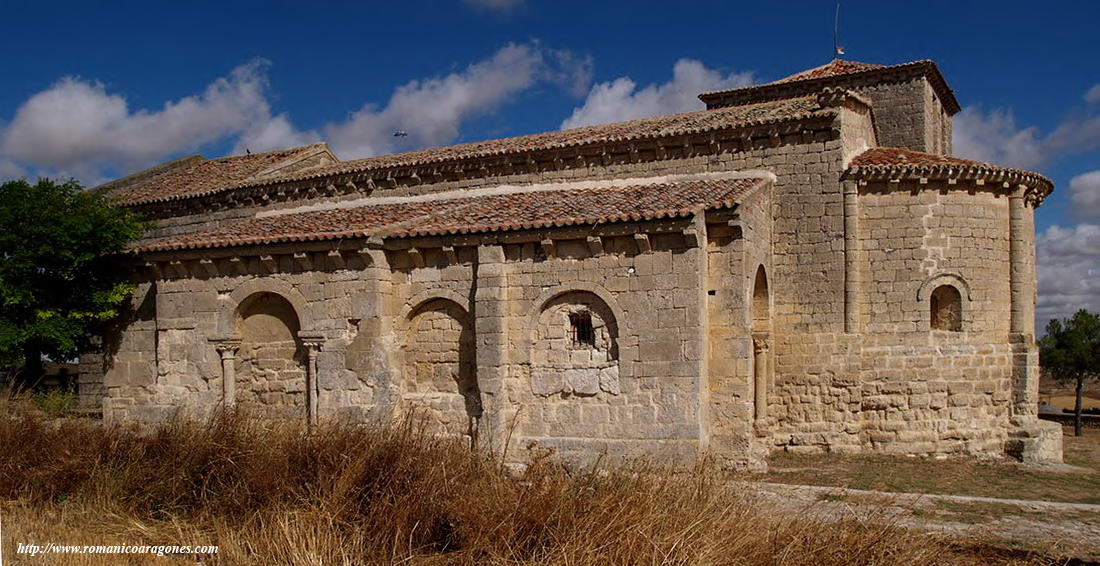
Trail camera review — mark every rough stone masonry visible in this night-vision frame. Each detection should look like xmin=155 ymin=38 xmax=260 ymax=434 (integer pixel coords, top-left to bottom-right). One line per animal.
xmin=82 ymin=58 xmax=1063 ymax=468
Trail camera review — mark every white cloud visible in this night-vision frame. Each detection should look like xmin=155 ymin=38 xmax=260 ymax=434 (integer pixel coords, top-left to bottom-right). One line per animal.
xmin=1037 ymin=223 xmax=1100 ymax=331
xmin=241 ymin=42 xmax=591 ymax=160
xmin=1085 ymin=84 xmax=1100 ymax=104
xmin=952 ymin=108 xmax=1045 ymax=170
xmin=1068 ymin=170 xmax=1100 ymax=219
xmin=560 ymin=59 xmax=754 ymax=129
xmin=953 ymin=88 xmax=1100 ymax=171
xmin=462 ymin=0 xmax=524 ymax=11
xmin=322 ymin=43 xmax=549 ymax=159
xmin=0 ymin=61 xmax=273 ymax=183
xmin=1 ymin=43 xmax=592 ymax=182
xmin=232 ymin=114 xmax=321 ymax=156
xmin=0 ymin=158 xmax=25 ymax=182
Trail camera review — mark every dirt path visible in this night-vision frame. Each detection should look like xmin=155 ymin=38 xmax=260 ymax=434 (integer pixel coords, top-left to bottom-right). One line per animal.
xmin=743 ymin=481 xmax=1100 ymax=561
xmin=750 ymin=481 xmax=1100 ymax=512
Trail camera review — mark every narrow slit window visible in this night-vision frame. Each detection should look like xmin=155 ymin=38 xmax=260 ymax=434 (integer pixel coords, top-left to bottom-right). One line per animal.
xmin=570 ymin=313 xmax=595 ymax=347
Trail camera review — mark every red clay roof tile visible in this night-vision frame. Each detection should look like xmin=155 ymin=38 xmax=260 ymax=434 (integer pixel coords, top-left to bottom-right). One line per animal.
xmin=114 ymin=97 xmax=825 ymax=206
xmin=99 ymin=144 xmax=330 ymax=205
xmin=845 ymin=147 xmax=1053 ymax=197
xmin=849 ymin=147 xmax=989 ymax=168
xmin=137 ymin=176 xmax=767 ymax=252
xmin=772 ymin=59 xmax=886 ymax=84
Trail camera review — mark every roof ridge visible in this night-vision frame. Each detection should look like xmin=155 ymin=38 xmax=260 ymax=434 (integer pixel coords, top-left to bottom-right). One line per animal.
xmin=772 ymin=58 xmax=886 ymax=84
xmin=93 ymin=154 xmax=206 ymax=192
xmin=700 ymin=59 xmax=931 ymax=98
xmin=258 ymin=169 xmax=776 ymax=219
xmin=119 ymin=96 xmax=828 ymax=207
xmin=208 ymin=142 xmax=329 ymax=163
xmin=697 ymin=59 xmax=959 ymax=116
xmin=334 ymin=97 xmax=807 ymax=170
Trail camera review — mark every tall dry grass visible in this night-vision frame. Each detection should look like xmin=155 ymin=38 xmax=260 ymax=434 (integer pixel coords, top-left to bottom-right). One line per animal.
xmin=0 ymin=399 xmax=1054 ymax=565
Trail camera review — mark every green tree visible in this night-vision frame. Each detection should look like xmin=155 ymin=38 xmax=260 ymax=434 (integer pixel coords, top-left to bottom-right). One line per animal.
xmin=0 ymin=178 xmax=146 ymax=388
xmin=1039 ymin=309 xmax=1100 ymax=437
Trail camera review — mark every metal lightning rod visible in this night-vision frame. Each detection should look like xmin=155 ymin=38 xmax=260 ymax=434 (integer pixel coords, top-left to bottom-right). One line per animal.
xmin=834 ymin=3 xmax=845 ymax=58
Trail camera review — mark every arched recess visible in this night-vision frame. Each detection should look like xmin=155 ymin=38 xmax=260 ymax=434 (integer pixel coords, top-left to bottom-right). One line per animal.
xmin=930 ymin=285 xmax=963 ymax=332
xmin=917 ymin=273 xmax=971 ymax=332
xmin=750 ymin=265 xmax=771 ymax=425
xmin=234 ymin=292 xmax=308 ymax=419
xmin=751 ymin=265 xmax=771 ymax=333
xmin=220 ymin=278 xmax=314 ymax=336
xmin=917 ymin=272 xmax=972 ymax=303
xmin=522 ymin=282 xmax=626 ymax=364
xmin=397 ymin=289 xmax=472 ymax=323
xmin=528 ymin=289 xmax=621 ymax=398
xmin=400 ymin=297 xmax=481 ymax=445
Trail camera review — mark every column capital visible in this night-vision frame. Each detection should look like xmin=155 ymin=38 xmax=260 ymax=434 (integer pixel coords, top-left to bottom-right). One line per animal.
xmin=209 ymin=336 xmax=241 ymax=354
xmin=298 ymin=331 xmax=326 ymax=351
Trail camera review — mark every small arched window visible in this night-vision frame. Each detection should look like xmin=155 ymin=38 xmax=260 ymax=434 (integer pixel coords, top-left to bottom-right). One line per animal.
xmin=929 ymin=285 xmax=962 ymax=332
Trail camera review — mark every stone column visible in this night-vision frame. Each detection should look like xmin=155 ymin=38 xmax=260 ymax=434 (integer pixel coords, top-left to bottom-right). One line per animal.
xmin=1008 ymin=187 xmax=1036 ymax=338
xmin=300 ymin=332 xmax=325 ymax=427
xmin=1009 ymin=186 xmax=1040 ymax=418
xmin=752 ymin=334 xmax=770 ymax=424
xmin=843 ymin=181 xmax=860 ymax=333
xmin=210 ymin=337 xmax=241 ymax=408
xmin=687 ymin=213 xmax=710 ymax=451
xmin=474 ymin=245 xmax=511 ymax=456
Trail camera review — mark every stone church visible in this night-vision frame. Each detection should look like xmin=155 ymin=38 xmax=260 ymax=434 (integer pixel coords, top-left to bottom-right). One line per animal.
xmin=84 ymin=58 xmax=1063 ymax=467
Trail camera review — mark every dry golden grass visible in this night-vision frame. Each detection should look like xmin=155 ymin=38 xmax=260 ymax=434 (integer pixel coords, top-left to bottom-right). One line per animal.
xmin=0 ymin=399 xmax=1059 ymax=565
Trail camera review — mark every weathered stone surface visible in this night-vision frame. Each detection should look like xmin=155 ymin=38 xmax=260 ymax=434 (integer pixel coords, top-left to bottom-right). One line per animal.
xmin=83 ymin=58 xmax=1061 ymax=469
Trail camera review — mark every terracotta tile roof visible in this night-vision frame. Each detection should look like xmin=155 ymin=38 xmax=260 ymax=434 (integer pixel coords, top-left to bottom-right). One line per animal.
xmin=136 ymin=175 xmax=769 ymax=252
xmin=849 ymin=147 xmax=989 ymax=168
xmin=99 ymin=144 xmax=331 ymax=205
xmin=845 ymin=147 xmax=1053 ymax=199
xmin=120 ymin=96 xmax=828 ymax=206
xmin=772 ymin=59 xmax=886 ymax=84
xmin=699 ymin=59 xmax=961 ymax=115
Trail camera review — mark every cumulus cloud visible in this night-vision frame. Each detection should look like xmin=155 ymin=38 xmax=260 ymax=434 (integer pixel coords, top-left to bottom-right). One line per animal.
xmin=0 ymin=158 xmax=25 ymax=181
xmin=317 ymin=43 xmax=581 ymax=159
xmin=952 ymin=108 xmax=1045 ymax=170
xmin=0 ymin=61 xmax=274 ymax=183
xmin=1 ymin=43 xmax=591 ymax=182
xmin=1068 ymin=170 xmax=1100 ymax=219
xmin=1086 ymin=84 xmax=1100 ymax=104
xmin=560 ymin=59 xmax=754 ymax=129
xmin=1037 ymin=223 xmax=1100 ymax=331
xmin=954 ymin=87 xmax=1100 ymax=171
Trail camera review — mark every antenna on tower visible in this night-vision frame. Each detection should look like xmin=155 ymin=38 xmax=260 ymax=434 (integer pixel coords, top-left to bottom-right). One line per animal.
xmin=833 ymin=3 xmax=845 ymax=59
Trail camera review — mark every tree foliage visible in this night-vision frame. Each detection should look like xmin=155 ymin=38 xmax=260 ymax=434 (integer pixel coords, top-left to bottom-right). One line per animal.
xmin=0 ymin=178 xmax=146 ymax=379
xmin=1039 ymin=309 xmax=1100 ymax=435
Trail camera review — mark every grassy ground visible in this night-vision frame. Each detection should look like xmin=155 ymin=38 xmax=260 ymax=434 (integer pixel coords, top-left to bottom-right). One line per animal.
xmin=745 ymin=428 xmax=1100 ymax=504
xmin=0 ymin=399 xmax=1059 ymax=565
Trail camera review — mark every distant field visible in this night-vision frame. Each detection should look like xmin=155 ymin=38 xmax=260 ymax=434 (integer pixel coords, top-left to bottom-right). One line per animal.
xmin=1040 ymin=394 xmax=1100 ymax=412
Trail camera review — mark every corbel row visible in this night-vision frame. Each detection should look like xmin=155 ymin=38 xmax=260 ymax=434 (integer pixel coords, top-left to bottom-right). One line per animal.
xmin=144 ymin=246 xmax=382 ymax=280
xmin=141 ymin=120 xmax=833 ymax=220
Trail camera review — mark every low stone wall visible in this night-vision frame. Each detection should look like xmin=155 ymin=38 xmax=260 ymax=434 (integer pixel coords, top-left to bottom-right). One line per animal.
xmin=1039 ymin=412 xmax=1100 ymax=430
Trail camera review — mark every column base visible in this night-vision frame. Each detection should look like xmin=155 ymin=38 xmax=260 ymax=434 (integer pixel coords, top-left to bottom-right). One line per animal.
xmin=1006 ymin=417 xmax=1063 ymax=464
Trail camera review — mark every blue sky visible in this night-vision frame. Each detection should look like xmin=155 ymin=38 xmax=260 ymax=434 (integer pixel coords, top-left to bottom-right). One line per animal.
xmin=0 ymin=0 xmax=1097 ymax=327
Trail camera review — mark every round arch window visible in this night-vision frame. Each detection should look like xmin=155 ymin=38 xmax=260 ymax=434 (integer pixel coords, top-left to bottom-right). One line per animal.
xmin=929 ymin=285 xmax=962 ymax=332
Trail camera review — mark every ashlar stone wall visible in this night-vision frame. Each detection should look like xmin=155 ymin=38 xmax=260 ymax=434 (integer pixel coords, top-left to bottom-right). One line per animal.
xmin=236 ymin=292 xmax=307 ymax=419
